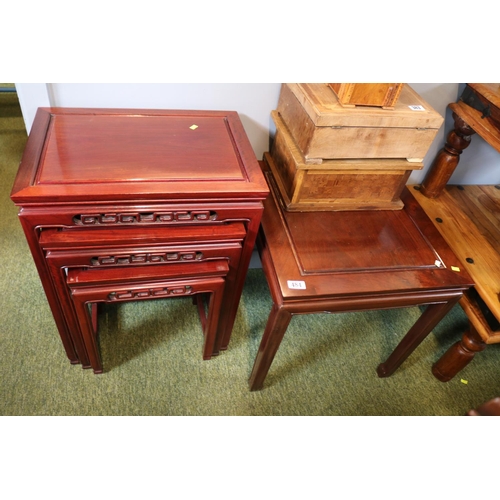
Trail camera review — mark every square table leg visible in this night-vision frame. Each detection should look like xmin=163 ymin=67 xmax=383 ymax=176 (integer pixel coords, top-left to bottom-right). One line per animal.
xmin=248 ymin=303 xmax=292 ymax=391
xmin=377 ymin=297 xmax=461 ymax=377
xmin=249 ymin=293 xmax=463 ymax=391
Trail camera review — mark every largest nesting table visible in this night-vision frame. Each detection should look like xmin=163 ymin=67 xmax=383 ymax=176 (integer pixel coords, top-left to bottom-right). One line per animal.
xmin=10 ymin=107 xmax=268 ymax=369
xmin=249 ymin=164 xmax=474 ymax=391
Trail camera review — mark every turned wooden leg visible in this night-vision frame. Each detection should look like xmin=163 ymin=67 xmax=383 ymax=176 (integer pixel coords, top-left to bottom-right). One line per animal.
xmin=249 ymin=303 xmax=292 ymax=391
xmin=432 ymin=323 xmax=486 ymax=382
xmin=420 ymin=113 xmax=476 ymax=198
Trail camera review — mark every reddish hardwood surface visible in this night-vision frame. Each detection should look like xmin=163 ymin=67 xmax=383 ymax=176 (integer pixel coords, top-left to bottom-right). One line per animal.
xmin=249 ymin=166 xmax=473 ymax=391
xmin=11 ymin=108 xmax=268 ymax=369
xmin=12 ymin=108 xmax=268 ymax=202
xmin=260 ymin=173 xmax=471 ymax=301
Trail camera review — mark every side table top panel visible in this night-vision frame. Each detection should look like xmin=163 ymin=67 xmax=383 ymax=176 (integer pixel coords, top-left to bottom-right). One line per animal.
xmin=11 ymin=108 xmax=269 ymax=203
xmin=286 ymin=207 xmax=438 ymax=273
xmin=260 ymin=170 xmax=473 ymax=300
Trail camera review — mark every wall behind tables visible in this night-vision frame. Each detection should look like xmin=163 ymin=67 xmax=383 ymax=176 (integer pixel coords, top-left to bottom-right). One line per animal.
xmin=14 ymin=83 xmax=500 ymax=185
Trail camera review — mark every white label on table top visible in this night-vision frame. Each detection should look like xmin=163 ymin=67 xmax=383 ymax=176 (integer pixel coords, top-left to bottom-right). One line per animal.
xmin=287 ymin=280 xmax=306 ymax=290
xmin=409 ymin=105 xmax=425 ymax=111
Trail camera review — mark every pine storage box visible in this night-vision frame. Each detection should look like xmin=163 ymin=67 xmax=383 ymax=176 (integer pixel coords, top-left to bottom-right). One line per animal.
xmin=328 ymin=83 xmax=404 ymax=109
xmin=268 ymin=111 xmax=423 ymax=211
xmin=276 ymin=83 xmax=444 ymax=163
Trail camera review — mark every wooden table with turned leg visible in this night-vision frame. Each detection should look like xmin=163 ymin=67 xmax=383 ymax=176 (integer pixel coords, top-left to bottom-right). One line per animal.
xmin=249 ymin=164 xmax=473 ymax=391
xmin=412 ymin=83 xmax=500 ymax=381
xmin=420 ymin=84 xmax=500 ymax=199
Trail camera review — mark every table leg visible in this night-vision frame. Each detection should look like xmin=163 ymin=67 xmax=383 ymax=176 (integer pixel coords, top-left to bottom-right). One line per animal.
xmin=467 ymin=396 xmax=500 ymax=416
xmin=19 ymin=218 xmax=81 ymax=364
xmin=377 ymin=297 xmax=461 ymax=377
xmin=72 ymin=298 xmax=104 ymax=374
xmin=432 ymin=323 xmax=486 ymax=382
xmin=420 ymin=113 xmax=475 ymax=198
xmin=202 ymin=284 xmax=225 ymax=361
xmin=217 ymin=214 xmax=262 ymax=354
xmin=249 ymin=303 xmax=292 ymax=391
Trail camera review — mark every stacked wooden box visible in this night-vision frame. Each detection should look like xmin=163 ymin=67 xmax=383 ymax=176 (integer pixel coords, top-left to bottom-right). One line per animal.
xmin=266 ymin=83 xmax=444 ymax=211
xmin=328 ymin=83 xmax=404 ymax=109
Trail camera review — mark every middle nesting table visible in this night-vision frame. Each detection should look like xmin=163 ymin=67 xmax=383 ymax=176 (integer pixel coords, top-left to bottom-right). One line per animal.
xmin=41 ymin=223 xmax=246 ymax=372
xmin=249 ymin=166 xmax=474 ymax=390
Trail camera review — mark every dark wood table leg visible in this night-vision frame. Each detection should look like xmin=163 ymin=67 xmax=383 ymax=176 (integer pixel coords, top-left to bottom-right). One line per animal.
xmin=432 ymin=323 xmax=486 ymax=382
xmin=72 ymin=298 xmax=103 ymax=374
xmin=249 ymin=303 xmax=292 ymax=391
xmin=217 ymin=214 xmax=262 ymax=354
xmin=420 ymin=113 xmax=476 ymax=198
xmin=377 ymin=297 xmax=461 ymax=377
xmin=467 ymin=396 xmax=500 ymax=416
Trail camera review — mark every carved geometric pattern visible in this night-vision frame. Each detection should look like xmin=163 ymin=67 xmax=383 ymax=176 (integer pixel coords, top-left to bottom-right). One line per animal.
xmin=108 ymin=285 xmax=193 ymax=301
xmin=73 ymin=211 xmax=217 ymax=226
xmin=90 ymin=251 xmax=203 ymax=266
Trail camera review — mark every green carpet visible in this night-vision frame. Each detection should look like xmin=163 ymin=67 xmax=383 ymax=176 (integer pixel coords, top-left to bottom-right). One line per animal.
xmin=2 ymin=91 xmax=499 ymax=416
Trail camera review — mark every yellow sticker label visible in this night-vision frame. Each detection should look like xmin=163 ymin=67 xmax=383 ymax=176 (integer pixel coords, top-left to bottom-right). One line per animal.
xmin=451 ymin=266 xmax=460 ymax=272
xmin=189 ymin=124 xmax=198 ymax=130
xmin=460 ymin=379 xmax=468 ymax=384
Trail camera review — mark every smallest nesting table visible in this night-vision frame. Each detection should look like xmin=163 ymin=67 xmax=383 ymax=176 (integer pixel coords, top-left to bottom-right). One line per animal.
xmin=249 ymin=165 xmax=474 ymax=391
xmin=67 ymin=260 xmax=230 ymax=373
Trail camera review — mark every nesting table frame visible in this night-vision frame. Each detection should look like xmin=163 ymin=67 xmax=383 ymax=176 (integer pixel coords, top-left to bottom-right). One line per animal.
xmin=11 ymin=108 xmax=269 ymax=370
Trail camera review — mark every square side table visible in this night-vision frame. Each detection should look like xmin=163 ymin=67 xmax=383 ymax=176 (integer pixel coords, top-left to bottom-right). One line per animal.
xmin=249 ymin=163 xmax=473 ymax=391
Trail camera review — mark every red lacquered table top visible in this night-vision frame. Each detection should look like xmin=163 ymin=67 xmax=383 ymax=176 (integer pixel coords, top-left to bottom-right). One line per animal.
xmin=261 ymin=171 xmax=473 ymax=300
xmin=11 ymin=108 xmax=269 ymax=204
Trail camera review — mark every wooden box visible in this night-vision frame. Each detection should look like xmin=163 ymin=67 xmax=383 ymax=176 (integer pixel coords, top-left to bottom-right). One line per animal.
xmin=328 ymin=83 xmax=404 ymax=109
xmin=268 ymin=111 xmax=423 ymax=211
xmin=277 ymin=83 xmax=444 ymax=163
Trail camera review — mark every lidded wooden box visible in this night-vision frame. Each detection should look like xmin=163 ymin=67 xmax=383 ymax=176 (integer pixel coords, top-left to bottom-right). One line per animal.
xmin=328 ymin=83 xmax=404 ymax=109
xmin=277 ymin=83 xmax=444 ymax=163
xmin=268 ymin=111 xmax=423 ymax=211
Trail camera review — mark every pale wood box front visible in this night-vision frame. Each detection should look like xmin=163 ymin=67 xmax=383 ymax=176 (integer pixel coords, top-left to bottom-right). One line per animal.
xmin=268 ymin=111 xmax=423 ymax=211
xmin=328 ymin=83 xmax=404 ymax=109
xmin=277 ymin=83 xmax=444 ymax=162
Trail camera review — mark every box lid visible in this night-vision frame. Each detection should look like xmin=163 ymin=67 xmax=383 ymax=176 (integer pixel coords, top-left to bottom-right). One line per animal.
xmin=271 ymin=110 xmax=424 ymax=171
xmin=286 ymin=83 xmax=444 ymax=129
xmin=468 ymin=83 xmax=500 ymax=109
xmin=11 ymin=108 xmax=269 ymax=204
